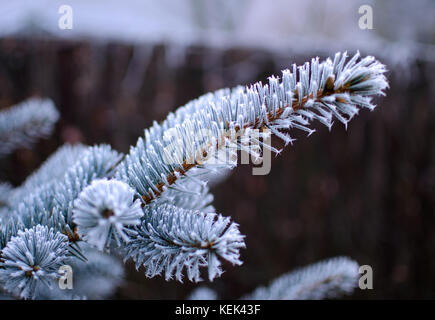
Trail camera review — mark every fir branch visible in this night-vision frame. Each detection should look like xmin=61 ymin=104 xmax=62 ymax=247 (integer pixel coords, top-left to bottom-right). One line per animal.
xmin=32 ymin=243 xmax=123 ymax=300
xmin=0 ymin=219 xmax=23 ymax=251
xmin=0 ymin=98 xmax=59 ymax=157
xmin=54 ymin=144 xmax=123 ymax=221
xmin=0 ymin=51 xmax=389 ymax=298
xmin=153 ymin=176 xmax=215 ymax=213
xmin=56 ymin=242 xmax=124 ymax=299
xmin=0 ymin=225 xmax=69 ymax=299
xmin=242 ymin=256 xmax=360 ymax=300
xmin=0 ymin=182 xmax=13 ymax=208
xmin=1 ymin=144 xmax=122 ymax=256
xmin=9 ymin=144 xmax=87 ymax=205
xmin=123 ymin=203 xmax=245 ymax=282
xmin=115 ymin=52 xmax=388 ymax=205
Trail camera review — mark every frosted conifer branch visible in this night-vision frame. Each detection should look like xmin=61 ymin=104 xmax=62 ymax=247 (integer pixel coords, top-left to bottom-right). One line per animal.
xmin=65 ymin=244 xmax=124 ymax=299
xmin=0 ymin=219 xmax=23 ymax=250
xmin=48 ymin=144 xmax=122 ymax=237
xmin=242 ymin=257 xmax=359 ymax=300
xmin=115 ymin=52 xmax=388 ymax=206
xmin=54 ymin=145 xmax=123 ymax=223
xmin=1 ymin=144 xmax=122 ymax=258
xmin=0 ymin=225 xmax=69 ymax=299
xmin=0 ymin=182 xmax=13 ymax=208
xmin=0 ymin=98 xmax=59 ymax=157
xmin=0 ymin=183 xmax=15 ymax=224
xmin=9 ymin=144 xmax=87 ymax=205
xmin=123 ymin=203 xmax=246 ymax=282
xmin=0 ymin=51 xmax=389 ymax=298
xmin=73 ymin=179 xmax=143 ymax=251
xmin=154 ymin=178 xmax=215 ymax=213
xmin=33 ymin=243 xmax=123 ymax=300
xmin=9 ymin=144 xmax=88 ymax=208
xmin=21 ymin=144 xmax=87 ymax=191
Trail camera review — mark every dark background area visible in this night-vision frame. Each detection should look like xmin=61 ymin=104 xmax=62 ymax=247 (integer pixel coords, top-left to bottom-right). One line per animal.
xmin=0 ymin=37 xmax=434 ymax=299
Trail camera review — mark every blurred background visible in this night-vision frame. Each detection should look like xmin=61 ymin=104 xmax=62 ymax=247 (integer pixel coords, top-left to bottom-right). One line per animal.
xmin=0 ymin=0 xmax=434 ymax=299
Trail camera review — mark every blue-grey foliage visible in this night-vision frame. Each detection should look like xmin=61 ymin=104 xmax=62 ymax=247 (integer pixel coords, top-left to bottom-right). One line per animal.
xmin=115 ymin=52 xmax=387 ymax=207
xmin=0 ymin=52 xmax=388 ymax=299
xmin=64 ymin=243 xmax=124 ymax=299
xmin=0 ymin=183 xmax=14 ymax=223
xmin=156 ymin=177 xmax=216 ymax=213
xmin=0 ymin=219 xmax=23 ymax=250
xmin=124 ymin=203 xmax=245 ymax=282
xmin=242 ymin=256 xmax=360 ymax=300
xmin=0 ymin=225 xmax=69 ymax=299
xmin=187 ymin=256 xmax=360 ymax=300
xmin=9 ymin=144 xmax=87 ymax=205
xmin=0 ymin=98 xmax=59 ymax=157
xmin=0 ymin=182 xmax=13 ymax=206
xmin=53 ymin=144 xmax=123 ymax=229
xmin=33 ymin=243 xmax=123 ymax=300
xmin=1 ymin=144 xmax=122 ymax=247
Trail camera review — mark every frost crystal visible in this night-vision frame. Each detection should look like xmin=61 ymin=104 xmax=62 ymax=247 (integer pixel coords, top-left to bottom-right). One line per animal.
xmin=73 ymin=179 xmax=143 ymax=250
